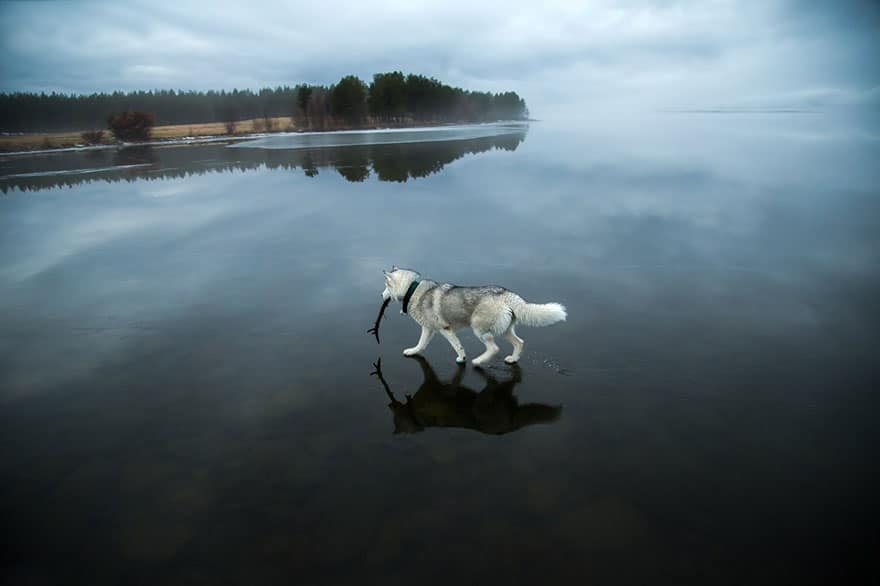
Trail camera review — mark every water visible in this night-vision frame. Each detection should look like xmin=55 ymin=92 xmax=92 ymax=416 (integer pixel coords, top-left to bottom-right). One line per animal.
xmin=1 ymin=117 xmax=878 ymax=584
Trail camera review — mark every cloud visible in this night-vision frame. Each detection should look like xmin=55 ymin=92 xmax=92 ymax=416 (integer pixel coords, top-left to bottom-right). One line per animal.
xmin=0 ymin=0 xmax=877 ymax=115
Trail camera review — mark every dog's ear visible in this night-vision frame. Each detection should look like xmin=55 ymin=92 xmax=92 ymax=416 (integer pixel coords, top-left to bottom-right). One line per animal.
xmin=391 ymin=265 xmax=398 ymax=271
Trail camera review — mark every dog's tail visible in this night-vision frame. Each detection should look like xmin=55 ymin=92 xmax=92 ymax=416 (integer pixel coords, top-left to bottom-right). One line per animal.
xmin=506 ymin=295 xmax=567 ymax=328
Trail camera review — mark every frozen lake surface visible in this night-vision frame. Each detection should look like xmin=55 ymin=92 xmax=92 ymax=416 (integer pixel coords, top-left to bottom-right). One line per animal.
xmin=1 ymin=114 xmax=878 ymax=584
xmin=229 ymin=122 xmax=530 ymax=149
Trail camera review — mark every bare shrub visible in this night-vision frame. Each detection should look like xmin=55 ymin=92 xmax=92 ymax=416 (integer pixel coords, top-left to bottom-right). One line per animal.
xmin=221 ymin=106 xmax=239 ymax=135
xmin=81 ymin=129 xmax=105 ymax=145
xmin=107 ymin=111 xmax=155 ymax=142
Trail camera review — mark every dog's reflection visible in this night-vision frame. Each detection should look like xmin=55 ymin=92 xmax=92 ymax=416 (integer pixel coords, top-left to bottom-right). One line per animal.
xmin=370 ymin=357 xmax=561 ymax=435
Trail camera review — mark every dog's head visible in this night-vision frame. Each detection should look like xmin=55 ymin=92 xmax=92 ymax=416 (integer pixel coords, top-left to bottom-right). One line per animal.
xmin=382 ymin=266 xmax=420 ymax=301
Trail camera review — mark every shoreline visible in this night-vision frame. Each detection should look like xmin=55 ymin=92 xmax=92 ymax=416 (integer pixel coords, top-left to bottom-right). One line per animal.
xmin=0 ymin=117 xmax=529 ymax=155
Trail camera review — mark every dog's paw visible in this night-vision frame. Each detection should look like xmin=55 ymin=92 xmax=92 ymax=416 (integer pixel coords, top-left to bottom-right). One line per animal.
xmin=472 ymin=357 xmax=488 ymax=367
xmin=504 ymin=355 xmax=519 ymax=364
xmin=455 ymin=356 xmax=467 ymax=364
xmin=403 ymin=348 xmax=420 ymax=356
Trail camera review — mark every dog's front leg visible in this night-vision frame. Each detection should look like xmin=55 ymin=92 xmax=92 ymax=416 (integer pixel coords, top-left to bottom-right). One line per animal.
xmin=403 ymin=327 xmax=435 ymax=356
xmin=439 ymin=329 xmax=467 ymax=364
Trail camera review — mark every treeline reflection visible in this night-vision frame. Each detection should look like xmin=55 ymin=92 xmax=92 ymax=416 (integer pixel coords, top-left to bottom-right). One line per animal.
xmin=0 ymin=131 xmax=526 ymax=193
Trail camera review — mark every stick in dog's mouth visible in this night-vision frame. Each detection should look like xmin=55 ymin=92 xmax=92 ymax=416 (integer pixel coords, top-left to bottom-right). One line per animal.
xmin=367 ymin=297 xmax=391 ymax=344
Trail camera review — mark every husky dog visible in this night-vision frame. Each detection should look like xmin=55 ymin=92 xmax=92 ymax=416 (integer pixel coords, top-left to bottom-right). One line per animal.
xmin=381 ymin=267 xmax=567 ymax=366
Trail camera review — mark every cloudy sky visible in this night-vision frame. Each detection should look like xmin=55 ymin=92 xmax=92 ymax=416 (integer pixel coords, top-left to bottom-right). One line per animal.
xmin=1 ymin=0 xmax=878 ymax=116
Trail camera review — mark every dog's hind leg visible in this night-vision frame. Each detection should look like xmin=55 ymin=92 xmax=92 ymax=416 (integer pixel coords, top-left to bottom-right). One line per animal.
xmin=503 ymin=325 xmax=524 ymax=364
xmin=439 ymin=329 xmax=467 ymax=364
xmin=404 ymin=326 xmax=434 ymax=356
xmin=472 ymin=329 xmax=500 ymax=367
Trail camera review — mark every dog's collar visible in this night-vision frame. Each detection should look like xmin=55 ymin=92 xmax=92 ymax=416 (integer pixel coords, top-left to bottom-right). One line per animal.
xmin=401 ymin=280 xmax=420 ymax=314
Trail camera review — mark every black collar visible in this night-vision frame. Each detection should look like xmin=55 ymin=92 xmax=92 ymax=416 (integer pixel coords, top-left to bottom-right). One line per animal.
xmin=401 ymin=280 xmax=420 ymax=314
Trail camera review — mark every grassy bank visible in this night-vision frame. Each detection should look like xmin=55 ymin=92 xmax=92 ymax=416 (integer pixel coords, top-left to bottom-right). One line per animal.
xmin=0 ymin=116 xmax=490 ymax=153
xmin=0 ymin=117 xmax=298 ymax=152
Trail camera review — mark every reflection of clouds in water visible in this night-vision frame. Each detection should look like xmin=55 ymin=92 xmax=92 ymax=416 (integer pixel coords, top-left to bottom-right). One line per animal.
xmin=0 ymin=172 xmax=309 ymax=397
xmin=2 ymin=118 xmax=878 ymax=400
xmin=463 ymin=122 xmax=880 ymax=270
xmin=139 ymin=182 xmax=194 ymax=198
xmin=534 ymin=113 xmax=880 ymax=192
xmin=2 ymin=174 xmax=246 ymax=282
xmin=0 ymin=169 xmax=435 ymax=397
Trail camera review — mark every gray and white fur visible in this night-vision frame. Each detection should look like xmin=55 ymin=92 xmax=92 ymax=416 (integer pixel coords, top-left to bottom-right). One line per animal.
xmin=381 ymin=267 xmax=567 ymax=366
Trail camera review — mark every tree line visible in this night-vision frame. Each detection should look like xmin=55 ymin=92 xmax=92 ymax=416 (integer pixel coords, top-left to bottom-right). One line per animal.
xmin=0 ymin=73 xmax=528 ymax=133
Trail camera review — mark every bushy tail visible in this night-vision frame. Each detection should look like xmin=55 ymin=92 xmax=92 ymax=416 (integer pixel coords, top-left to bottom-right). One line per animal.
xmin=507 ymin=295 xmax=567 ymax=327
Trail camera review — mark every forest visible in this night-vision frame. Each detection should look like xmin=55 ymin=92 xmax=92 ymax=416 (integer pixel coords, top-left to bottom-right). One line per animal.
xmin=0 ymin=73 xmax=529 ymax=133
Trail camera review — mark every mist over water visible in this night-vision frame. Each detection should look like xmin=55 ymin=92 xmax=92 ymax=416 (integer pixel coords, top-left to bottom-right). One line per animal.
xmin=1 ymin=112 xmax=878 ymax=584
